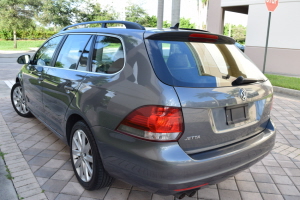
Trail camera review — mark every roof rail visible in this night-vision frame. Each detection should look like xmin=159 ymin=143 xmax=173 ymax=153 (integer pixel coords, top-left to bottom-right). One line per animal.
xmin=60 ymin=20 xmax=145 ymax=32
xmin=170 ymin=22 xmax=209 ymax=32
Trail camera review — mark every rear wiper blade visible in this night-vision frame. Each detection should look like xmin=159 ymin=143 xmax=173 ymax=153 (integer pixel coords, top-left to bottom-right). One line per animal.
xmin=232 ymin=76 xmax=264 ymax=86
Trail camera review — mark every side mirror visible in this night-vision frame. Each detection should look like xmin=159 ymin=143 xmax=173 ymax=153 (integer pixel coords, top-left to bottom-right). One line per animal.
xmin=17 ymin=55 xmax=31 ymax=64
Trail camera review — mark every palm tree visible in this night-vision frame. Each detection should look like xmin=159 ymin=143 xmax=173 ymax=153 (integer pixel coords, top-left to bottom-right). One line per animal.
xmin=202 ymin=0 xmax=209 ymax=6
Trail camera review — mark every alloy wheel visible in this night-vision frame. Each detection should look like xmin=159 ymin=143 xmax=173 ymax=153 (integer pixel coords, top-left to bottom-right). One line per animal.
xmin=72 ymin=129 xmax=94 ymax=182
xmin=12 ymin=86 xmax=29 ymax=114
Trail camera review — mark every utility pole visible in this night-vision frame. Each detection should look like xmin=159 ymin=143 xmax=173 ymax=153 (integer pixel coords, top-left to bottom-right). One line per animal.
xmin=171 ymin=0 xmax=181 ymax=27
xmin=157 ymin=0 xmax=164 ymax=29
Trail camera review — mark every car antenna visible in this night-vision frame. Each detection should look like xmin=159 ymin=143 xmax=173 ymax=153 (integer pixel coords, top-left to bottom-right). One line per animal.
xmin=170 ymin=23 xmax=179 ymax=29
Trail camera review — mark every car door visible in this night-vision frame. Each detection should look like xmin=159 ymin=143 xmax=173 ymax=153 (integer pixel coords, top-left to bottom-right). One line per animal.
xmin=22 ymin=36 xmax=64 ymax=118
xmin=68 ymin=35 xmax=126 ymax=129
xmin=42 ymin=34 xmax=93 ymax=135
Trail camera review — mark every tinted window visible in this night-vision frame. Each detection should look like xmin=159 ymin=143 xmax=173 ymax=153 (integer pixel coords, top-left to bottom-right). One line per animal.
xmin=33 ymin=36 xmax=63 ymax=66
xmin=92 ymin=36 xmax=124 ymax=74
xmin=77 ymin=37 xmax=93 ymax=72
xmin=55 ymin=35 xmax=91 ymax=69
xmin=146 ymin=40 xmax=267 ymax=88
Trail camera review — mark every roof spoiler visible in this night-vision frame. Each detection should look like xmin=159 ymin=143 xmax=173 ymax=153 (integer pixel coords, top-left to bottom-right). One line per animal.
xmin=145 ymin=31 xmax=235 ymax=44
xmin=170 ymin=22 xmax=209 ymax=32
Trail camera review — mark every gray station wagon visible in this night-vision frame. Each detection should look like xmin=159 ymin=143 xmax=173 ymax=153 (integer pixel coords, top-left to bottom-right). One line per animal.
xmin=11 ymin=21 xmax=276 ymax=199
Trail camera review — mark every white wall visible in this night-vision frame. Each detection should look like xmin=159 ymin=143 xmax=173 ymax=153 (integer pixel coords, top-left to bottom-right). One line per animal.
xmin=222 ymin=0 xmax=260 ymax=7
xmin=221 ymin=0 xmax=295 ymax=7
xmin=246 ymin=1 xmax=300 ymax=49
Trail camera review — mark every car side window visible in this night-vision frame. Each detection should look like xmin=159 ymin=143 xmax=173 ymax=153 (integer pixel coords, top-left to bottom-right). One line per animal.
xmin=55 ymin=35 xmax=91 ymax=69
xmin=32 ymin=36 xmax=63 ymax=66
xmin=92 ymin=36 xmax=124 ymax=74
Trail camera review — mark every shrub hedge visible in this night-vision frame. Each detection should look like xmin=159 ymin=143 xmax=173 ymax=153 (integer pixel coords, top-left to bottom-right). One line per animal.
xmin=0 ymin=29 xmax=58 ymax=40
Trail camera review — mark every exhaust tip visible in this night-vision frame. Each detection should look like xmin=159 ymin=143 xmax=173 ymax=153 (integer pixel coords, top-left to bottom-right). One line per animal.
xmin=174 ymin=189 xmax=199 ymax=199
xmin=187 ymin=190 xmax=197 ymax=197
xmin=175 ymin=193 xmax=186 ymax=199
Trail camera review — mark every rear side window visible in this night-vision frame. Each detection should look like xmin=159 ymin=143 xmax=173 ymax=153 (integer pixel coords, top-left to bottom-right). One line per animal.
xmin=146 ymin=40 xmax=266 ymax=88
xmin=92 ymin=36 xmax=124 ymax=74
xmin=55 ymin=35 xmax=91 ymax=69
xmin=33 ymin=36 xmax=63 ymax=66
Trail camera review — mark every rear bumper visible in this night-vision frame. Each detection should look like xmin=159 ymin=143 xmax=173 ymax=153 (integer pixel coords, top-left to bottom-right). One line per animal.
xmin=92 ymin=119 xmax=276 ymax=195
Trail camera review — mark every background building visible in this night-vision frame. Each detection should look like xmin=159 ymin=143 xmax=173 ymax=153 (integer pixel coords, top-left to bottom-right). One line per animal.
xmin=207 ymin=0 xmax=300 ymax=76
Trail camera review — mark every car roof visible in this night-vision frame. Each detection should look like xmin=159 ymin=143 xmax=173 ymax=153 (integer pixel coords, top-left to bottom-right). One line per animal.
xmin=56 ymin=21 xmax=235 ymax=44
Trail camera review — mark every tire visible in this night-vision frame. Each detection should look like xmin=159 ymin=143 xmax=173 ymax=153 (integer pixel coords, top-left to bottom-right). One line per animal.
xmin=11 ymin=82 xmax=33 ymax=118
xmin=70 ymin=120 xmax=113 ymax=190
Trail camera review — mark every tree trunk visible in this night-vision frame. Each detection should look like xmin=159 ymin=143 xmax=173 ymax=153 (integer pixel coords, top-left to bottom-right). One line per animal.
xmin=13 ymin=29 xmax=17 ymax=49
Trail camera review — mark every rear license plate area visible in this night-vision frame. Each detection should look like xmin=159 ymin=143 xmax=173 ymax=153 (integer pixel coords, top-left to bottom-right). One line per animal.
xmin=225 ymin=104 xmax=249 ymax=125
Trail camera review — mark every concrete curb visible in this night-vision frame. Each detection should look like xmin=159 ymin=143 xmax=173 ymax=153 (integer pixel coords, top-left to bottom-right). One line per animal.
xmin=0 ymin=50 xmax=36 ymax=54
xmin=273 ymin=86 xmax=300 ymax=98
xmin=0 ymin=154 xmax=18 ymax=200
xmin=0 ymin=113 xmax=47 ymax=200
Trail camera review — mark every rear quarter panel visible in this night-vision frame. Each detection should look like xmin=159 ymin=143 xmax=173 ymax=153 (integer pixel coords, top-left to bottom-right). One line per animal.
xmin=65 ymin=31 xmax=181 ymax=131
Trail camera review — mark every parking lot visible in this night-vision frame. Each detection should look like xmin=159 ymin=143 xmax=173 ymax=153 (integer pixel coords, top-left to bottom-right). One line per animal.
xmin=1 ymin=52 xmax=300 ymax=200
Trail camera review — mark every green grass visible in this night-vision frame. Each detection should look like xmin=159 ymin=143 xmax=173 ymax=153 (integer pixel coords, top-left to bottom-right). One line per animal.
xmin=0 ymin=151 xmax=14 ymax=180
xmin=265 ymin=74 xmax=300 ymax=91
xmin=5 ymin=165 xmax=14 ymax=180
xmin=0 ymin=151 xmax=7 ymax=160
xmin=0 ymin=40 xmax=45 ymax=51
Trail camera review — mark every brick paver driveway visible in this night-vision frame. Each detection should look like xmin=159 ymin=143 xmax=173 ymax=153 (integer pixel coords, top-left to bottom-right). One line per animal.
xmin=1 ymin=80 xmax=300 ymax=200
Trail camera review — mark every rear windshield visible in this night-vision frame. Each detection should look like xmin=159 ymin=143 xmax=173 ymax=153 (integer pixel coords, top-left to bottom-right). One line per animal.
xmin=145 ymin=40 xmax=267 ymax=87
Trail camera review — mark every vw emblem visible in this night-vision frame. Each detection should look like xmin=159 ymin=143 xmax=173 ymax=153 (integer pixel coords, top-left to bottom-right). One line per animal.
xmin=239 ymin=88 xmax=247 ymax=101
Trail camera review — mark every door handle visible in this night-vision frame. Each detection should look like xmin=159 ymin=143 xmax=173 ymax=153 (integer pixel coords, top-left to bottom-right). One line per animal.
xmin=64 ymin=86 xmax=74 ymax=91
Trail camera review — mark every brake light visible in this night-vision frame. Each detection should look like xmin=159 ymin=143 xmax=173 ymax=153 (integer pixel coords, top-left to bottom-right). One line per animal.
xmin=189 ymin=33 xmax=218 ymax=42
xmin=116 ymin=105 xmax=183 ymax=141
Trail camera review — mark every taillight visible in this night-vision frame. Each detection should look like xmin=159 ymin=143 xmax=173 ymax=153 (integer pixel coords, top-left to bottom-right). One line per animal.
xmin=116 ymin=105 xmax=184 ymax=142
xmin=189 ymin=33 xmax=219 ymax=42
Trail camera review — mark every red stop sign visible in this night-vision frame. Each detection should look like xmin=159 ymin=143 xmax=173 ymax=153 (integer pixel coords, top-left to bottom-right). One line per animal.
xmin=265 ymin=0 xmax=278 ymax=12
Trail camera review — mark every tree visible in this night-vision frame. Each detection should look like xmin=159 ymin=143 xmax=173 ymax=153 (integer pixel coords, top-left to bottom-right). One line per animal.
xmin=125 ymin=4 xmax=148 ymax=25
xmin=93 ymin=6 xmax=119 ymax=22
xmin=231 ymin=25 xmax=246 ymax=42
xmin=163 ymin=21 xmax=171 ymax=28
xmin=36 ymin=0 xmax=80 ymax=30
xmin=143 ymin=15 xmax=157 ymax=27
xmin=76 ymin=3 xmax=119 ymax=23
xmin=179 ymin=18 xmax=196 ymax=29
xmin=223 ymin=24 xmax=246 ymax=43
xmin=0 ymin=0 xmax=39 ymax=48
xmin=223 ymin=23 xmax=232 ymax=37
xmin=202 ymin=0 xmax=209 ymax=6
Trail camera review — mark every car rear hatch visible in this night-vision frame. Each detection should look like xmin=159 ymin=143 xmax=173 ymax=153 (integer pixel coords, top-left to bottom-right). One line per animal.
xmin=144 ymin=30 xmax=273 ymax=154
